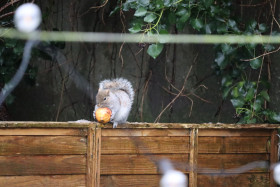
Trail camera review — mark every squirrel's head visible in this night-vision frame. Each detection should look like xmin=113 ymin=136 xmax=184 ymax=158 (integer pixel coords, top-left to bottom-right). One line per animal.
xmin=96 ymin=89 xmax=111 ymax=107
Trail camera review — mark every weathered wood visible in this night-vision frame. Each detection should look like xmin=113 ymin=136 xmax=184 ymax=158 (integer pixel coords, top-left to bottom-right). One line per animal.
xmin=0 ymin=155 xmax=86 ymax=175
xmin=93 ymin=128 xmax=101 ymax=187
xmin=0 ymin=121 xmax=93 ymax=128
xmin=0 ymin=175 xmax=86 ymax=187
xmin=101 ymin=129 xmax=190 ymax=136
xmin=101 ymin=154 xmax=189 ymax=175
xmin=1 ymin=122 xmax=280 ymax=129
xmin=189 ymin=129 xmax=198 ymax=187
xmin=100 ymin=175 xmax=161 ymax=187
xmin=98 ymin=122 xmax=280 ymax=129
xmin=198 ymin=129 xmax=272 ymax=136
xmin=87 ymin=126 xmax=94 ymax=187
xmin=197 ymin=154 xmax=269 ymax=173
xmin=0 ymin=136 xmax=87 ymax=155
xmin=198 ymin=137 xmax=270 ymax=153
xmin=101 ymin=137 xmax=189 ymax=154
xmin=197 ymin=173 xmax=270 ymax=187
xmin=0 ymin=128 xmax=87 ymax=136
xmin=270 ymin=130 xmax=278 ymax=187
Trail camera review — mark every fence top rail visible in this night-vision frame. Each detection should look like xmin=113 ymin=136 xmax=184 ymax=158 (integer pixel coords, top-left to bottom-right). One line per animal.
xmin=0 ymin=121 xmax=279 ymax=129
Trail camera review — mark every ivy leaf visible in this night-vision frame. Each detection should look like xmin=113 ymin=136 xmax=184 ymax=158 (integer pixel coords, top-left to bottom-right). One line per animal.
xmin=134 ymin=7 xmax=147 ymax=17
xmin=231 ymin=87 xmax=239 ymax=98
xmin=249 ymin=58 xmax=262 ymax=69
xmin=215 ymin=52 xmax=227 ymax=69
xmin=263 ymin=44 xmax=275 ymax=52
xmin=202 ymin=0 xmax=213 ymax=8
xmin=217 ymin=24 xmax=228 ymax=33
xmin=259 ymin=90 xmax=270 ymax=102
xmin=147 ymin=43 xmax=164 ymax=59
xmin=252 ymin=98 xmax=263 ymax=112
xmin=190 ymin=18 xmax=203 ymax=31
xmin=128 ymin=24 xmax=142 ymax=33
xmin=231 ymin=98 xmax=245 ymax=108
xmin=205 ymin=24 xmax=212 ymax=34
xmin=176 ymin=8 xmax=187 ymax=16
xmin=144 ymin=13 xmax=157 ymax=23
xmin=258 ymin=23 xmax=266 ymax=33
xmin=245 ymin=88 xmax=255 ymax=101
xmin=271 ymin=113 xmax=280 ymax=122
xmin=222 ymin=86 xmax=231 ymax=99
xmin=138 ymin=0 xmax=150 ymax=7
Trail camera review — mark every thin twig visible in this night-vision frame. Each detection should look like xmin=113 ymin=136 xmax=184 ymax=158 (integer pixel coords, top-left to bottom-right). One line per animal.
xmin=154 ymin=66 xmax=193 ymax=123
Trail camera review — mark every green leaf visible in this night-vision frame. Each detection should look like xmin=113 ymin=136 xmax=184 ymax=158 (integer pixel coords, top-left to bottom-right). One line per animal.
xmin=134 ymin=7 xmax=147 ymax=17
xmin=215 ymin=52 xmax=227 ymax=69
xmin=263 ymin=44 xmax=275 ymax=52
xmin=202 ymin=0 xmax=213 ymax=8
xmin=245 ymin=88 xmax=255 ymax=101
xmin=259 ymin=90 xmax=270 ymax=102
xmin=258 ymin=23 xmax=266 ymax=33
xmin=144 ymin=13 xmax=157 ymax=23
xmin=252 ymin=98 xmax=262 ymax=112
xmin=176 ymin=8 xmax=187 ymax=16
xmin=231 ymin=98 xmax=245 ymax=108
xmin=205 ymin=24 xmax=212 ymax=34
xmin=249 ymin=58 xmax=262 ymax=69
xmin=222 ymin=86 xmax=231 ymax=99
xmin=147 ymin=43 xmax=164 ymax=59
xmin=190 ymin=18 xmax=203 ymax=31
xmin=109 ymin=6 xmax=120 ymax=16
xmin=138 ymin=0 xmax=150 ymax=6
xmin=271 ymin=113 xmax=280 ymax=122
xmin=128 ymin=24 xmax=142 ymax=33
xmin=246 ymin=117 xmax=257 ymax=124
xmin=231 ymin=87 xmax=239 ymax=98
xmin=217 ymin=24 xmax=228 ymax=33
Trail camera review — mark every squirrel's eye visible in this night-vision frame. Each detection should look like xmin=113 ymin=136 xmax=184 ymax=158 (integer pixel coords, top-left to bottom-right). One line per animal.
xmin=103 ymin=97 xmax=106 ymax=101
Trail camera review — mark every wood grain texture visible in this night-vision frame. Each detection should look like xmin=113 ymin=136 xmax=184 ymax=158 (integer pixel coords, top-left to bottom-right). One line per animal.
xmin=87 ymin=126 xmax=94 ymax=187
xmin=0 ymin=175 xmax=86 ymax=187
xmin=1 ymin=122 xmax=279 ymax=129
xmin=0 ymin=155 xmax=86 ymax=175
xmin=0 ymin=128 xmax=87 ymax=136
xmin=0 ymin=136 xmax=87 ymax=155
xmin=197 ymin=154 xmax=269 ymax=173
xmin=269 ymin=130 xmax=278 ymax=187
xmin=198 ymin=137 xmax=270 ymax=153
xmin=101 ymin=129 xmax=190 ymax=136
xmin=197 ymin=173 xmax=269 ymax=187
xmin=189 ymin=129 xmax=198 ymax=187
xmin=101 ymin=137 xmax=189 ymax=154
xmin=198 ymin=129 xmax=272 ymax=136
xmin=93 ymin=128 xmax=101 ymax=187
xmin=100 ymin=175 xmax=162 ymax=187
xmin=101 ymin=154 xmax=189 ymax=175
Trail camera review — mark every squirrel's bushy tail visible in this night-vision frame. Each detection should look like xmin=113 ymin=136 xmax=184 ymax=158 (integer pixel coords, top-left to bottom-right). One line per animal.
xmin=99 ymin=78 xmax=134 ymax=101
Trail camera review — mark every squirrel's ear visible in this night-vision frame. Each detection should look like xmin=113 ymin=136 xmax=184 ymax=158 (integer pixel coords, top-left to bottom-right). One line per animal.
xmin=105 ymin=89 xmax=110 ymax=95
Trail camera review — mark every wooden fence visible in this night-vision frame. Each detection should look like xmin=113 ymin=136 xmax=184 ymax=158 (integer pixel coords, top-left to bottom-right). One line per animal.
xmin=0 ymin=122 xmax=279 ymax=187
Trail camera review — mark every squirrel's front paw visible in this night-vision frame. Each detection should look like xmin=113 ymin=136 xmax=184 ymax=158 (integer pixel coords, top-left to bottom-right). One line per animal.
xmin=113 ymin=122 xmax=118 ymax=128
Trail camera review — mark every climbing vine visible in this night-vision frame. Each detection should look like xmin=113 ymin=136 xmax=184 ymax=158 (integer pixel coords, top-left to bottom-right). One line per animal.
xmin=111 ymin=0 xmax=280 ymax=123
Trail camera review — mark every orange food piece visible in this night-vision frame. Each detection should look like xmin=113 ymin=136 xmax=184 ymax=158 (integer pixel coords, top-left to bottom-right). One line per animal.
xmin=95 ymin=107 xmax=112 ymax=123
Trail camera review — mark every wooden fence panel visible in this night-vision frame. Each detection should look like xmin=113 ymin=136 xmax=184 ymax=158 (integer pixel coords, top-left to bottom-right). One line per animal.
xmin=0 ymin=122 xmax=278 ymax=187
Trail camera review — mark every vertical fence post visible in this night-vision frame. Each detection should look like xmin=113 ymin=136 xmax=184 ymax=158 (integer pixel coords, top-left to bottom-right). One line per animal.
xmin=270 ymin=129 xmax=279 ymax=187
xmin=87 ymin=125 xmax=101 ymax=187
xmin=189 ymin=128 xmax=198 ymax=187
xmin=94 ymin=128 xmax=101 ymax=187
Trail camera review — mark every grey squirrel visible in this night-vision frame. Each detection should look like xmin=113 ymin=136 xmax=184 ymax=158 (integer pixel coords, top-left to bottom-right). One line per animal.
xmin=94 ymin=78 xmax=134 ymax=128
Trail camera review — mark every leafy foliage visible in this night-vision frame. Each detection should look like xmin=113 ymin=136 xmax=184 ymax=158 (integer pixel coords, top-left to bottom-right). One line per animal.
xmin=111 ymin=0 xmax=280 ymax=123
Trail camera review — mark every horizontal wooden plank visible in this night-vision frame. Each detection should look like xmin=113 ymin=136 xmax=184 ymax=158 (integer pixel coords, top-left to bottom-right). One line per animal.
xmin=102 ymin=137 xmax=189 ymax=154
xmin=0 ymin=175 xmax=86 ymax=187
xmin=198 ymin=129 xmax=272 ymax=137
xmin=0 ymin=136 xmax=87 ymax=155
xmin=0 ymin=155 xmax=86 ymax=175
xmin=197 ymin=154 xmax=269 ymax=173
xmin=0 ymin=122 xmax=93 ymax=128
xmin=198 ymin=137 xmax=270 ymax=153
xmin=101 ymin=154 xmax=189 ymax=175
xmin=0 ymin=128 xmax=87 ymax=136
xmin=197 ymin=173 xmax=269 ymax=187
xmin=101 ymin=129 xmax=190 ymax=136
xmin=100 ymin=175 xmax=162 ymax=187
xmin=99 ymin=123 xmax=280 ymax=129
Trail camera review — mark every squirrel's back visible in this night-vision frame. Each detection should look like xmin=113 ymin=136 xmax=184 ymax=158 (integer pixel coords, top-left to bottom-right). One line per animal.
xmin=99 ymin=78 xmax=134 ymax=102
